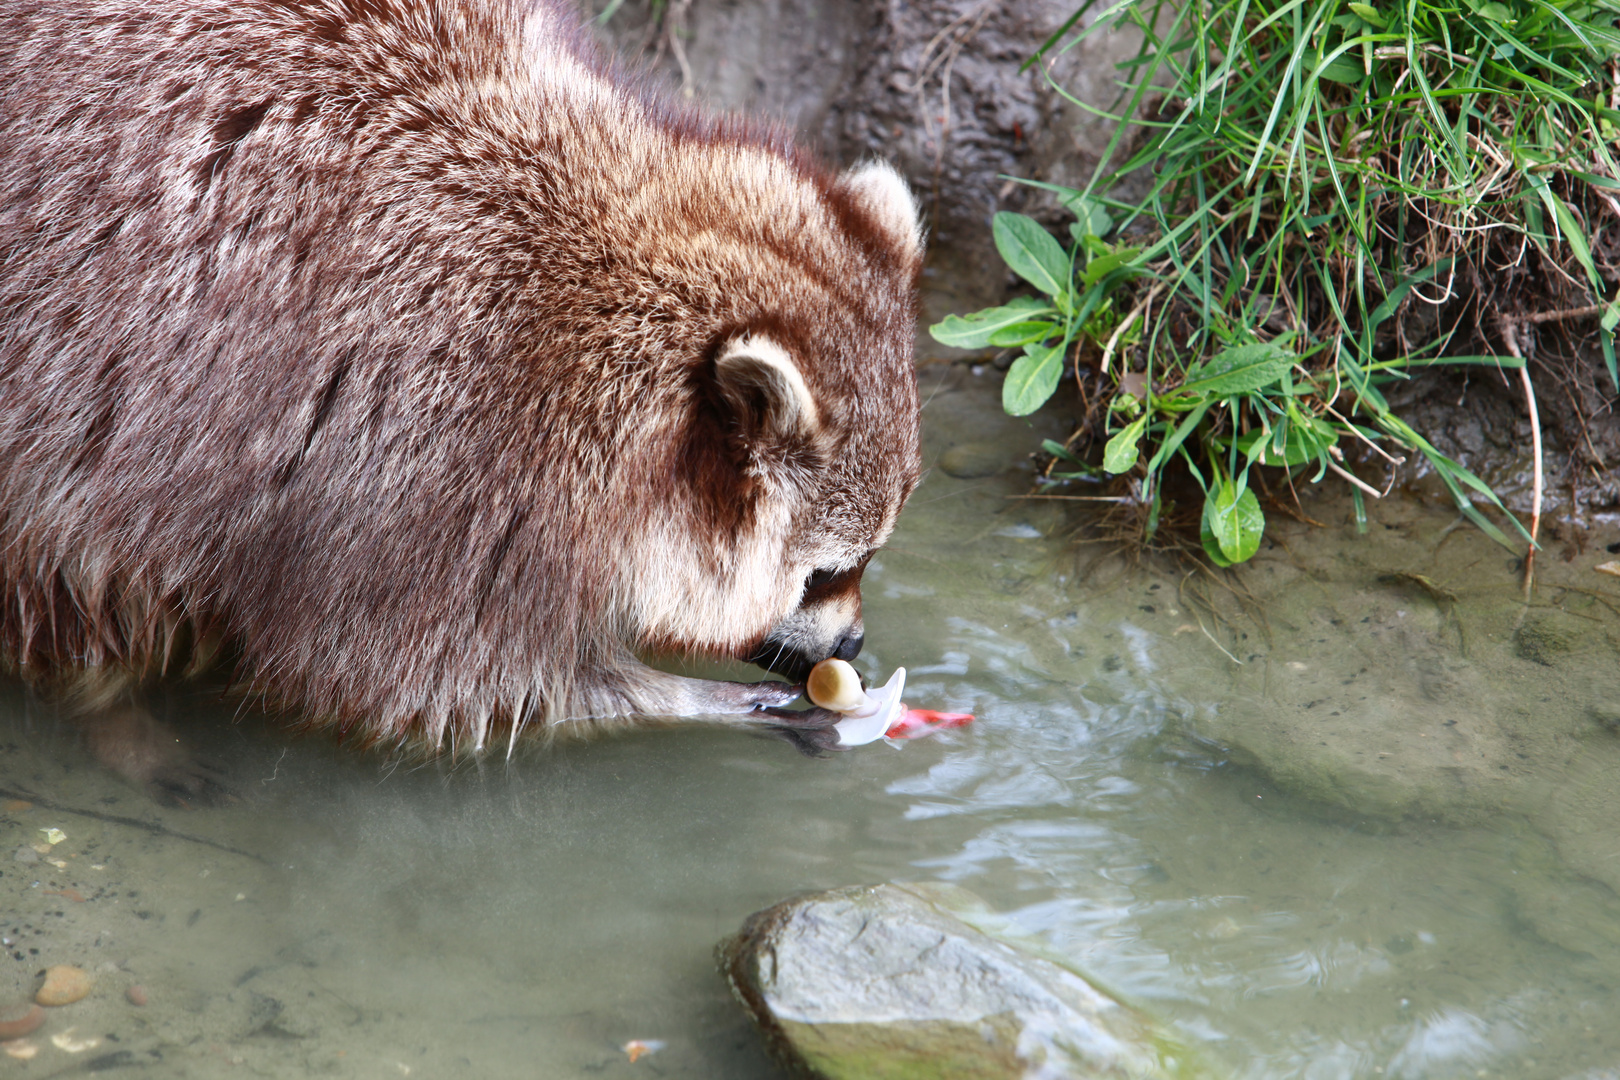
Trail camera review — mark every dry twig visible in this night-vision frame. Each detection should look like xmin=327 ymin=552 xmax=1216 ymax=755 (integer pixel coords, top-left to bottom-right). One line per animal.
xmin=1496 ymin=315 xmax=1543 ymax=599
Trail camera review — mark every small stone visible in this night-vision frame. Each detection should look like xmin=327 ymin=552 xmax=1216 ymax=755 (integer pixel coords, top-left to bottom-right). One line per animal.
xmin=12 ymin=846 xmax=39 ymax=865
xmin=0 ymin=1002 xmax=45 ymax=1039
xmin=1597 ymin=560 xmax=1620 ymax=578
xmin=36 ymin=966 xmax=92 ymax=1007
xmin=125 ymin=985 xmax=148 ymax=1007
xmin=937 ymin=442 xmax=1003 ymax=479
xmin=50 ymin=1028 xmax=100 ymax=1053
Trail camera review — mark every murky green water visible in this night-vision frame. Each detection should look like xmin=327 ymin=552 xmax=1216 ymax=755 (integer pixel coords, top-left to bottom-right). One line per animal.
xmin=3 ymin=362 xmax=1619 ymax=1078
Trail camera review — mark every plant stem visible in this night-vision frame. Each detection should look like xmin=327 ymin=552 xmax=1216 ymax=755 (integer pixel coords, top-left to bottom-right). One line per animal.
xmin=1497 ymin=316 xmax=1542 ymax=599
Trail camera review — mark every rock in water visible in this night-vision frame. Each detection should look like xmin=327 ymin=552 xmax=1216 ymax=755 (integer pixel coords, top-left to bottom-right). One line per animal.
xmin=35 ymin=966 xmax=92 ymax=1007
xmin=937 ymin=443 xmax=1004 ymax=479
xmin=0 ymin=1003 xmax=45 ymax=1039
xmin=717 ymin=883 xmax=1200 ymax=1079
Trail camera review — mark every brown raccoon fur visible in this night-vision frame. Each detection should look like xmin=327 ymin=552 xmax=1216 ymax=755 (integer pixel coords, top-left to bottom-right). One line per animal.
xmin=0 ymin=0 xmax=923 ymax=760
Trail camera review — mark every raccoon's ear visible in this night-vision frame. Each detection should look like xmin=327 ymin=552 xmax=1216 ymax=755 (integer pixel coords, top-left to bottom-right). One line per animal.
xmin=835 ymin=161 xmax=923 ymax=255
xmin=714 ymin=334 xmax=821 ymax=443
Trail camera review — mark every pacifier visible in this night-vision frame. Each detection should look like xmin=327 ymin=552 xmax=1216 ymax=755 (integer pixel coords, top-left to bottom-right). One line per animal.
xmin=805 ymin=658 xmax=908 ymax=747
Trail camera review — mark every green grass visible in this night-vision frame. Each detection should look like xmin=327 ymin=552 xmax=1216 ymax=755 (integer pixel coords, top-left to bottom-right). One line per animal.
xmin=932 ymin=0 xmax=1620 ymax=564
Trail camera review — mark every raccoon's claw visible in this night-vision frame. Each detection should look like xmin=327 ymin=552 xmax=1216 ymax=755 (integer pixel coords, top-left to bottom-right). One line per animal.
xmin=145 ymin=760 xmax=237 ymax=809
xmin=740 ymin=681 xmax=804 ymax=710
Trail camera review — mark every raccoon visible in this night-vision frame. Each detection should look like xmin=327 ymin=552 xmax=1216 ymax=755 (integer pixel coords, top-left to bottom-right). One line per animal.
xmin=0 ymin=0 xmax=923 ymax=771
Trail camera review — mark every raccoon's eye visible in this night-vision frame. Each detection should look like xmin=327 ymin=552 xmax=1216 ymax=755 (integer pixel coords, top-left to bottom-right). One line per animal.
xmin=806 ymin=567 xmax=838 ymax=590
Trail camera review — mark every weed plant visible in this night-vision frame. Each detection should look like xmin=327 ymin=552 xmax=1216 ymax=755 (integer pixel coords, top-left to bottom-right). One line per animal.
xmin=932 ymin=0 xmax=1620 ymax=565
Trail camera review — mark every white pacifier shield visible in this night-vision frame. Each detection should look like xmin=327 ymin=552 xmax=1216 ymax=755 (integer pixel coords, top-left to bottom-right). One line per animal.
xmin=831 ymin=667 xmax=907 ymax=746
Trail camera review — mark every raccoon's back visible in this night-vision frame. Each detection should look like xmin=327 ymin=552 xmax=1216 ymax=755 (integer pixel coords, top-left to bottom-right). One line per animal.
xmin=0 ymin=0 xmax=650 ymax=728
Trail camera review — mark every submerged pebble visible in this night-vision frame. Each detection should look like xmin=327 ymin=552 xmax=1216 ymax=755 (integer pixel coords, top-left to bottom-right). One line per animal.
xmin=937 ymin=442 xmax=1003 ymax=479
xmin=0 ymin=1003 xmax=45 ymax=1039
xmin=49 ymin=1028 xmax=100 ymax=1053
xmin=2 ymin=1040 xmax=38 ymax=1061
xmin=12 ymin=846 xmax=38 ymax=865
xmin=125 ymin=985 xmax=148 ymax=1007
xmin=36 ymin=966 xmax=92 ymax=1007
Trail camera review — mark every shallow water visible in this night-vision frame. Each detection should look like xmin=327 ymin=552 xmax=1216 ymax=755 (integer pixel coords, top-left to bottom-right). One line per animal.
xmin=3 ymin=364 xmax=1620 ymax=1079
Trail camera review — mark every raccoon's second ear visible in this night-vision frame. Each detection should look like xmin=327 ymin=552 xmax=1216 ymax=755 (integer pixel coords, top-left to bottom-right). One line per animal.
xmin=714 ymin=334 xmax=821 ymax=442
xmin=835 ymin=161 xmax=923 ymax=255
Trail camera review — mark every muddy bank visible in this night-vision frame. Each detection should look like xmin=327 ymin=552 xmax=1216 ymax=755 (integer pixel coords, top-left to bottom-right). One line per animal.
xmin=588 ymin=0 xmax=1149 ymax=315
xmin=1388 ymin=355 xmax=1620 ymax=525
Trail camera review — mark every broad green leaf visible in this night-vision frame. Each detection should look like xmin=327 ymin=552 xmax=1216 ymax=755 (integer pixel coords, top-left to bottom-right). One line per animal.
xmin=988 ymin=320 xmax=1060 ymax=347
xmin=928 ymin=296 xmax=1054 ymax=350
xmin=1103 ymin=415 xmax=1148 ymax=474
xmin=1206 ymin=481 xmax=1265 ymax=563
xmin=1318 ymin=56 xmax=1366 ymax=82
xmin=1003 ymin=341 xmax=1066 ymax=416
xmin=1347 ymin=2 xmax=1385 ymax=24
xmin=1200 ymin=497 xmax=1235 ymax=567
xmin=993 ymin=212 xmax=1072 ymax=299
xmin=1477 ymin=2 xmax=1513 ymax=21
xmin=1080 ymin=246 xmax=1143 ymax=288
xmin=1065 ymin=196 xmax=1114 ymax=240
xmin=1177 ymin=342 xmax=1294 ymax=398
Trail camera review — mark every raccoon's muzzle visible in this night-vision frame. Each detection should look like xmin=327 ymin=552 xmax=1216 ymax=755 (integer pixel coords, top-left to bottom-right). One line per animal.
xmin=745 ymin=628 xmax=863 ymax=684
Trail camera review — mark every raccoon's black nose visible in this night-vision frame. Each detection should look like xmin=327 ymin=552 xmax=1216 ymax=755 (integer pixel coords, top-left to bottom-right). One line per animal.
xmin=832 ymin=632 xmax=863 ymax=661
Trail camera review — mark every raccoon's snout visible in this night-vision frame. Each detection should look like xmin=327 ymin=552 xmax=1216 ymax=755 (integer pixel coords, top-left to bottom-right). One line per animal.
xmin=744 ymin=627 xmax=864 ymax=683
xmin=831 ymin=631 xmax=863 ymax=662
xmin=744 ymin=560 xmax=871 ymax=682
xmin=745 ymin=633 xmax=860 ymax=683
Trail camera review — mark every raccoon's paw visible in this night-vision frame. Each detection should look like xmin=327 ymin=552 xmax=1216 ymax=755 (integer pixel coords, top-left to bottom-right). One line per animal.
xmin=726 ymin=680 xmax=803 ymax=711
xmin=79 ymin=708 xmax=235 ymax=808
xmin=142 ymin=758 xmax=235 ymax=810
xmin=756 ymin=706 xmax=847 ymax=756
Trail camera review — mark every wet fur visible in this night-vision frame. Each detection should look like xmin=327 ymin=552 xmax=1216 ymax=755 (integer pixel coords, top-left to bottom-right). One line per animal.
xmin=0 ymin=0 xmax=922 ymax=754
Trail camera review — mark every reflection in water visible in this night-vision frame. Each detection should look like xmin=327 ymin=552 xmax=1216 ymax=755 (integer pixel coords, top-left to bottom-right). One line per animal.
xmin=1388 ymin=1005 xmax=1524 ymax=1078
